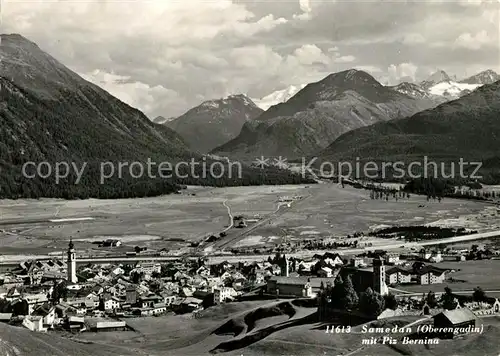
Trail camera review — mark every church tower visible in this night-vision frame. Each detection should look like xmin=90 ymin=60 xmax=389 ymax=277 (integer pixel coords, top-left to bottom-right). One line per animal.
xmin=67 ymin=238 xmax=77 ymax=283
xmin=372 ymin=257 xmax=388 ymax=296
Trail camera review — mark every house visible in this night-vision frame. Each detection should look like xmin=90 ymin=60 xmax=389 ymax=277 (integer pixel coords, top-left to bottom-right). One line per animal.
xmin=103 ymin=296 xmax=121 ymax=311
xmin=386 ymin=267 xmax=412 ymax=285
xmin=384 ymin=253 xmax=400 ymax=264
xmin=32 ymin=303 xmax=57 ymax=328
xmin=87 ymin=319 xmax=127 ymax=332
xmin=429 ymin=250 xmax=443 ymax=263
xmin=22 ymin=315 xmax=46 ymax=332
xmin=419 ymin=249 xmax=433 ymax=260
xmin=266 ymin=277 xmax=313 ymax=298
xmin=182 ymin=297 xmax=204 ymax=312
xmin=232 ymin=277 xmax=247 ymax=290
xmin=136 ymin=263 xmax=161 ymax=275
xmin=433 ymin=308 xmax=477 ymax=339
xmin=196 ymin=266 xmax=210 ymax=277
xmin=55 ymin=301 xmax=79 ymax=318
xmin=417 ymin=266 xmax=448 ymax=285
xmin=139 ymin=294 xmax=163 ymax=308
xmin=102 ymin=239 xmax=122 ymax=247
xmin=159 ymin=293 xmax=177 ymax=307
xmin=24 ymin=293 xmax=49 ymax=314
xmin=0 ymin=313 xmax=12 ymax=324
xmin=350 ymin=257 xmax=365 ymax=268
xmin=126 ymin=286 xmax=138 ymax=305
xmin=324 ymin=256 xmax=343 ymax=267
xmin=213 ymin=287 xmax=237 ymax=304
xmin=65 ymin=316 xmax=85 ymax=332
xmin=152 ymin=303 xmax=166 ymax=315
xmin=248 ymin=269 xmax=267 ymax=285
xmin=318 ymin=267 xmax=333 ymax=278
xmin=5 ymin=287 xmax=21 ymax=301
xmin=108 ymin=266 xmax=125 ymax=277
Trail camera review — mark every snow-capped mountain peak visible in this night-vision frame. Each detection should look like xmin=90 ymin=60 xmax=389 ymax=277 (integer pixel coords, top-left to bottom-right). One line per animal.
xmin=389 ymin=82 xmax=432 ymax=99
xmin=253 ymin=84 xmax=307 ymax=110
xmin=198 ymin=94 xmax=258 ymax=110
xmin=427 ymin=81 xmax=482 ymax=99
xmin=420 ymin=70 xmax=453 ymax=90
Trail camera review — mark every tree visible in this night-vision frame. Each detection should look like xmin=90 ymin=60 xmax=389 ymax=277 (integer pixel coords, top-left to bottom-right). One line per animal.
xmin=473 ymin=286 xmax=486 ymax=302
xmin=330 ymin=274 xmax=344 ymax=309
xmin=340 ymin=275 xmax=359 ymax=310
xmin=384 ymin=293 xmax=398 ymax=310
xmin=442 ymin=287 xmax=458 ymax=310
xmin=52 ymin=280 xmax=68 ymax=303
xmin=426 ymin=291 xmax=438 ymax=308
xmin=359 ymin=287 xmax=385 ymax=317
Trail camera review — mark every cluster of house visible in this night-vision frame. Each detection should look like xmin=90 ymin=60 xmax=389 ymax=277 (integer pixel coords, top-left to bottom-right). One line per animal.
xmin=1 ymin=243 xmax=351 ymax=333
xmin=0 ymin=239 xmax=477 ymax=335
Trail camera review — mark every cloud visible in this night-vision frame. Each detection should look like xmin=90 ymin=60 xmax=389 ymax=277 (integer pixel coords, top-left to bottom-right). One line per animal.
xmin=294 ymin=0 xmax=313 ymax=20
xmin=334 ymin=55 xmax=356 ymax=63
xmin=80 ymin=70 xmax=186 ymax=117
xmin=387 ymin=63 xmax=419 ymax=85
xmin=1 ymin=0 xmax=498 ymax=118
xmin=455 ymin=30 xmax=492 ymax=50
xmin=402 ymin=33 xmax=426 ymax=45
xmin=291 ymin=44 xmax=330 ymax=65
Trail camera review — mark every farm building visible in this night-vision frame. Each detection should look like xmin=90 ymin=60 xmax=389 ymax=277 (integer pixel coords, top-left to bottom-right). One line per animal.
xmin=433 ymin=308 xmax=477 ymax=339
xmin=87 ymin=318 xmax=127 ymax=332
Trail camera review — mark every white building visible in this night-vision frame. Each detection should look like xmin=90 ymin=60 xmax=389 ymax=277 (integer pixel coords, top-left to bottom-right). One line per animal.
xmin=67 ymin=239 xmax=77 ymax=284
xmin=23 ymin=316 xmax=46 ymax=332
xmin=386 ymin=267 xmax=412 ymax=285
xmin=136 ymin=263 xmax=161 ymax=275
xmin=384 ymin=253 xmax=400 ymax=264
xmin=418 ymin=268 xmax=447 ymax=285
xmin=373 ymin=258 xmax=389 ymax=296
xmin=103 ymin=296 xmax=121 ymax=311
xmin=213 ymin=287 xmax=237 ymax=304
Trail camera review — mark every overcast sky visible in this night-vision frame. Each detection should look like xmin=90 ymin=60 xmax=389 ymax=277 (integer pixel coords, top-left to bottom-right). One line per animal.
xmin=2 ymin=0 xmax=499 ymax=119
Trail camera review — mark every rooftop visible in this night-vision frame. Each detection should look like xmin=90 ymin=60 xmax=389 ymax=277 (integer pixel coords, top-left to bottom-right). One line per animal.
xmin=435 ymin=308 xmax=476 ymax=325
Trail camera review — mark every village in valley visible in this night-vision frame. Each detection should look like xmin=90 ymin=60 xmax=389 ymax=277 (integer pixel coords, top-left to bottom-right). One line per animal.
xmin=1 ymin=230 xmax=500 ymax=339
xmin=1 ymin=182 xmax=500 ymax=354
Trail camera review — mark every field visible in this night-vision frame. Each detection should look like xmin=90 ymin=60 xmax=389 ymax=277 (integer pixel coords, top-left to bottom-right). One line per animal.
xmin=396 ymin=259 xmax=500 ymax=294
xmin=0 ymin=185 xmax=309 ymax=257
xmin=241 ymin=182 xmax=497 ymax=247
xmin=1 ymin=183 xmax=498 ymax=259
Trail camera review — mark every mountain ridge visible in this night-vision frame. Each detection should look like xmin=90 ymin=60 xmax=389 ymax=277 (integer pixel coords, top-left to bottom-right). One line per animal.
xmin=318 ymin=79 xmax=500 ymax=182
xmin=165 ymin=94 xmax=263 ymax=153
xmin=212 ymin=70 xmax=439 ymax=159
xmin=0 ymin=33 xmax=310 ymax=199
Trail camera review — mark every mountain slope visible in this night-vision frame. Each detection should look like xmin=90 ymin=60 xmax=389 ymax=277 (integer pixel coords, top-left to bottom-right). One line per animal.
xmin=0 ymin=322 xmax=136 ymax=356
xmin=165 ymin=94 xmax=263 ymax=153
xmin=0 ymin=34 xmax=310 ymax=199
xmin=319 ymin=80 xmax=500 ymax=179
xmin=212 ymin=70 xmax=438 ymax=159
xmin=460 ymin=69 xmax=500 ymax=85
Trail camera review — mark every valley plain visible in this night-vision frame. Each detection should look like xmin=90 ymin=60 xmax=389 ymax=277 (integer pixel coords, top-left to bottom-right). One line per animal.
xmin=0 ymin=183 xmax=496 ymax=260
